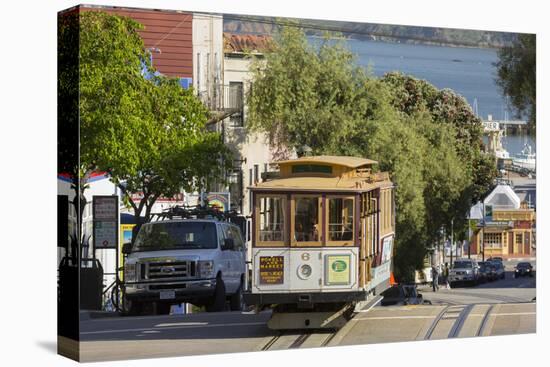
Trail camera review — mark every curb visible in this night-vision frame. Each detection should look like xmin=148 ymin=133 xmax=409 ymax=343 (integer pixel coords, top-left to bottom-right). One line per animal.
xmin=80 ymin=310 xmax=120 ymax=321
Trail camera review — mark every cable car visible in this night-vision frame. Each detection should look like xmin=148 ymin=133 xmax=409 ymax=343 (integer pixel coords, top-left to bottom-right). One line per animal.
xmin=243 ymin=156 xmax=395 ymax=329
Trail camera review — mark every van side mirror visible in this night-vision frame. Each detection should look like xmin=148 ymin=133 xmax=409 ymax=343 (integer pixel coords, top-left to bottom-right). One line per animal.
xmin=223 ymin=238 xmax=235 ymax=251
xmin=122 ymin=242 xmax=132 ymax=255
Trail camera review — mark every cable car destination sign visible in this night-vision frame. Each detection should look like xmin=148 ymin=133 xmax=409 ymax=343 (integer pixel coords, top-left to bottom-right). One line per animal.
xmin=259 ymin=256 xmax=284 ymax=284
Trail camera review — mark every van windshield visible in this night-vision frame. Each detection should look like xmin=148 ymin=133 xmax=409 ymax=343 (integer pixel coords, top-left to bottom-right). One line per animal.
xmin=132 ymin=222 xmax=217 ymax=252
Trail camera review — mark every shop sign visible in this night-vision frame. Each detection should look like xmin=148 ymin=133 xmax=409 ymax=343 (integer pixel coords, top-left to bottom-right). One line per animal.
xmin=259 ymin=256 xmax=284 ymax=284
xmin=325 ymin=255 xmax=351 ymax=285
xmin=207 ymin=192 xmax=231 ymax=211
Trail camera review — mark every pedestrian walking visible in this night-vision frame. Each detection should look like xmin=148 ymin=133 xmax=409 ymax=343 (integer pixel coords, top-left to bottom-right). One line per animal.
xmin=431 ymin=265 xmax=439 ymax=292
xmin=444 ymin=262 xmax=450 ymax=289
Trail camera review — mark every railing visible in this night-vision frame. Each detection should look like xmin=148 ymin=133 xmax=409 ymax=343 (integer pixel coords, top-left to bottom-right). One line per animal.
xmin=198 ymin=84 xmax=243 ymax=114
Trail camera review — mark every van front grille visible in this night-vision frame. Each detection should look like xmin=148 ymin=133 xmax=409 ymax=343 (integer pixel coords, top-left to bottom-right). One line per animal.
xmin=143 ymin=261 xmax=196 ymax=280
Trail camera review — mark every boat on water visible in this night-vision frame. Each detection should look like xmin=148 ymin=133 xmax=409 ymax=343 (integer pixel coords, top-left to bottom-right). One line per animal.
xmin=513 ymin=144 xmax=536 ymax=171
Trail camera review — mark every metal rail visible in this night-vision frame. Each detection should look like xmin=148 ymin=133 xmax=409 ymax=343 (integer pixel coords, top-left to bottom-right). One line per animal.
xmin=448 ymin=304 xmax=474 ymax=338
xmin=424 ymin=305 xmax=452 ymax=340
xmin=476 ymin=305 xmax=495 ymax=337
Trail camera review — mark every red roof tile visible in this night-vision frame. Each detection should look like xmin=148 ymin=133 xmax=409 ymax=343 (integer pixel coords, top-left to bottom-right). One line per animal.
xmin=223 ymin=33 xmax=273 ymax=54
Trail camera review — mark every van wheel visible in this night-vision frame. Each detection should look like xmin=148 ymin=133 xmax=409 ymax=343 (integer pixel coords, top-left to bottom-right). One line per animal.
xmin=126 ymin=300 xmax=143 ymax=316
xmin=206 ymin=278 xmax=226 ymax=312
xmin=230 ymin=282 xmax=245 ymax=311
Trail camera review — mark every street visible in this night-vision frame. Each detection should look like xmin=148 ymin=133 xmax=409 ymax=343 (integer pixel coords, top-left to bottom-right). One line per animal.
xmin=67 ymin=265 xmax=536 ymax=362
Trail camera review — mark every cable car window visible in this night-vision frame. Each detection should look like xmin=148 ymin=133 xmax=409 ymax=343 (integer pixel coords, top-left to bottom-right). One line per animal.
xmin=258 ymin=196 xmax=286 ymax=244
xmin=328 ymin=197 xmax=354 ymax=242
xmin=293 ymin=197 xmax=321 ymax=243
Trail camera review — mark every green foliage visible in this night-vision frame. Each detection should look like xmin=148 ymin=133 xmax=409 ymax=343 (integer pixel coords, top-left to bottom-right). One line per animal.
xmin=74 ymin=11 xmax=232 ymax=221
xmin=495 ymin=34 xmax=536 ymax=130
xmin=247 ymin=26 xmax=496 ymax=280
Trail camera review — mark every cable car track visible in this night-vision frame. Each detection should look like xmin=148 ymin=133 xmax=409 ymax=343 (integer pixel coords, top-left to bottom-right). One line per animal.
xmin=261 ymin=329 xmax=339 ymax=351
xmin=424 ymin=304 xmax=474 ymax=340
xmin=476 ymin=304 xmax=495 ymax=337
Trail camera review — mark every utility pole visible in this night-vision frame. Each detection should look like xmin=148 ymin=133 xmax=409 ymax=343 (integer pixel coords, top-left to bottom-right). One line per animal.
xmin=450 ymin=218 xmax=454 ymax=267
xmin=481 ymin=202 xmax=485 ymax=262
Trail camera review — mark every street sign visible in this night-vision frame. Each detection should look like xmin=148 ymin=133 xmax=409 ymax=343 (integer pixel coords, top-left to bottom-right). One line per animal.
xmin=93 ymin=196 xmax=119 ymax=249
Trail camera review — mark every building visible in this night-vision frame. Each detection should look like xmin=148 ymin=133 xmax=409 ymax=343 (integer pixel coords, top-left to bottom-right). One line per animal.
xmin=468 ymin=184 xmax=536 ymax=259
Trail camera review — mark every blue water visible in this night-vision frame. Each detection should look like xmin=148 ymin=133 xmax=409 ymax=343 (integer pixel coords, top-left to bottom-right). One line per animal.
xmin=309 ymin=37 xmax=534 ymax=154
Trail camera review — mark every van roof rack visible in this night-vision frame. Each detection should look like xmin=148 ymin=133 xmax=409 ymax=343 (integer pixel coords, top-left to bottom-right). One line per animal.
xmin=150 ymin=204 xmax=243 ymax=223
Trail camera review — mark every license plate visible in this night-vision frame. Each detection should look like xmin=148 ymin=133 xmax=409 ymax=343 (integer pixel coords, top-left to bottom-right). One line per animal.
xmin=160 ymin=291 xmax=175 ymax=300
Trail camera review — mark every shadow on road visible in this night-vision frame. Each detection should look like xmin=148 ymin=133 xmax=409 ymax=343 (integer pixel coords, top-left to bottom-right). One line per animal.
xmin=80 ymin=310 xmax=275 ymax=343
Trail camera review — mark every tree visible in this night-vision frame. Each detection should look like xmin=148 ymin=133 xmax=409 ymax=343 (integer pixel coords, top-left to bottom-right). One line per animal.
xmin=246 ymin=26 xmax=496 ymax=280
xmin=247 ymin=27 xmax=380 ymax=158
xmin=59 ymin=11 xmax=231 ymax=248
xmin=495 ymin=34 xmax=536 ymax=130
xmin=79 ymin=11 xmax=231 ymax=224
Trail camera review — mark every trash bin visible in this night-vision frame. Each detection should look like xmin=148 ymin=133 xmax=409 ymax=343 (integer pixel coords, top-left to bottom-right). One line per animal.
xmin=58 ymin=257 xmax=104 ymax=338
xmin=79 ymin=258 xmax=104 ymax=310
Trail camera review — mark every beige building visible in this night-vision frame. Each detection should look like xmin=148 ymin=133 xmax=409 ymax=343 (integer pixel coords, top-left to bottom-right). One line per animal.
xmin=469 ymin=184 xmax=535 ymax=258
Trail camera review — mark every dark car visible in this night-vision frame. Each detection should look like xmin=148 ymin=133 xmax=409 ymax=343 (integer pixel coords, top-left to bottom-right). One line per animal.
xmin=514 ymin=262 xmax=534 ymax=278
xmin=489 ymin=260 xmax=506 ymax=280
xmin=477 ymin=262 xmax=492 ymax=283
xmin=485 ymin=263 xmax=498 ymax=281
xmin=381 ymin=284 xmax=431 ymax=306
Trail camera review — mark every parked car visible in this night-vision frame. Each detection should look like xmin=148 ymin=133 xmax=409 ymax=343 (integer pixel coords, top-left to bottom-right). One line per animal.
xmin=488 ymin=257 xmax=504 ymax=263
xmin=381 ymin=284 xmax=431 ymax=306
xmin=485 ymin=262 xmax=498 ymax=281
xmin=489 ymin=260 xmax=506 ymax=280
xmin=514 ymin=262 xmax=534 ymax=278
xmin=123 ymin=219 xmax=247 ymax=315
xmin=449 ymin=259 xmax=480 ymax=287
xmin=477 ymin=261 xmax=492 ymax=283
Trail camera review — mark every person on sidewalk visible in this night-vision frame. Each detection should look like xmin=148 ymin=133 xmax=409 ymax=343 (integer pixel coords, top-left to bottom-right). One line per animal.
xmin=431 ymin=265 xmax=439 ymax=292
xmin=443 ymin=262 xmax=450 ymax=289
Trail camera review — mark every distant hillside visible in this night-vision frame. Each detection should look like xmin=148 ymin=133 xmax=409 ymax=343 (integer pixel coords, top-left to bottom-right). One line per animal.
xmin=223 ymin=16 xmax=517 ymax=49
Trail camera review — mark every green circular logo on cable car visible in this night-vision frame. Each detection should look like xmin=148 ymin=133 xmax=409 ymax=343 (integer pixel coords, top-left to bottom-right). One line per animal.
xmin=332 ymin=260 xmax=347 ymax=272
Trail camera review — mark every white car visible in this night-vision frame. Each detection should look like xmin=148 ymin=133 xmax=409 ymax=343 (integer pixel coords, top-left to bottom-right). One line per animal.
xmin=449 ymin=259 xmax=480 ymax=286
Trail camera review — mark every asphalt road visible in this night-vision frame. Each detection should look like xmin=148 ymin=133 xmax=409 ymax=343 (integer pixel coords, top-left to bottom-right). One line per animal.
xmin=70 ymin=271 xmax=536 ymax=362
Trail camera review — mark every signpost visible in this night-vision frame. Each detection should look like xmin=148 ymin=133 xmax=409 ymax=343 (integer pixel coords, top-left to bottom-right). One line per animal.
xmin=93 ymin=196 xmax=119 ymax=250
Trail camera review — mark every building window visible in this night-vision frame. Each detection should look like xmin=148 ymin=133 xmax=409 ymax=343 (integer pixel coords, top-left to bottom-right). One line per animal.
xmin=254 ymin=165 xmax=259 ymax=183
xmin=249 ymin=168 xmax=253 ymax=186
xmin=484 ymin=233 xmax=502 ymax=248
xmin=229 ymin=81 xmax=244 ymax=127
xmin=515 ymin=232 xmax=523 ymax=244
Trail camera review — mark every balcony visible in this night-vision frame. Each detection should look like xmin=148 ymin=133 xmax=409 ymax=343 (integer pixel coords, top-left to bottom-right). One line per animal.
xmin=199 ymin=84 xmax=243 ymax=126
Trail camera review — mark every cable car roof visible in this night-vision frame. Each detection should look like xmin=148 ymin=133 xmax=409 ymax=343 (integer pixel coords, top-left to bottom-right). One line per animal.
xmin=251 ymin=175 xmax=392 ymax=192
xmin=276 ymin=155 xmax=377 ymax=168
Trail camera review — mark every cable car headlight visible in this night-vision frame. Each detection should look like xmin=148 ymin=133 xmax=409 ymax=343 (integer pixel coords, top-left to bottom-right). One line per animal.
xmin=297 ymin=264 xmax=312 ymax=280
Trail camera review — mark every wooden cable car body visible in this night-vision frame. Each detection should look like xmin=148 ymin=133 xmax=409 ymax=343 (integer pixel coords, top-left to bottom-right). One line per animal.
xmin=243 ymin=156 xmax=395 ymax=329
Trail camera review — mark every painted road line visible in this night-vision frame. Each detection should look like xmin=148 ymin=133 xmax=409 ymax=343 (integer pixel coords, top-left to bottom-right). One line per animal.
xmin=355 ymin=311 xmax=535 ymax=321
